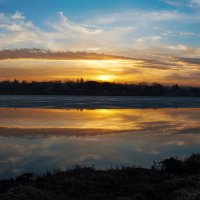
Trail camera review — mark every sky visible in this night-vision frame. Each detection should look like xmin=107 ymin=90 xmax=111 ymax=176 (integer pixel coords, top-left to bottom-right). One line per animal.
xmin=0 ymin=0 xmax=200 ymax=85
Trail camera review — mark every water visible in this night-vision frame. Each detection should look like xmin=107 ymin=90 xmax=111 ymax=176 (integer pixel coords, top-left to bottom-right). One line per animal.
xmin=1 ymin=95 xmax=200 ymax=109
xmin=0 ymin=96 xmax=200 ymax=179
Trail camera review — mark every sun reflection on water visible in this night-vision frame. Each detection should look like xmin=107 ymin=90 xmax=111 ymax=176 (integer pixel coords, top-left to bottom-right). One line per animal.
xmin=0 ymin=108 xmax=200 ymax=132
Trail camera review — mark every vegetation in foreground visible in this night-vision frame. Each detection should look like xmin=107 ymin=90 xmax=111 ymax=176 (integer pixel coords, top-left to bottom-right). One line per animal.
xmin=1 ymin=80 xmax=200 ymax=96
xmin=1 ymin=154 xmax=200 ymax=199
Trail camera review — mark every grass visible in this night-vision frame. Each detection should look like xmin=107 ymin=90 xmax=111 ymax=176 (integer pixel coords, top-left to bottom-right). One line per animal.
xmin=1 ymin=154 xmax=200 ymax=199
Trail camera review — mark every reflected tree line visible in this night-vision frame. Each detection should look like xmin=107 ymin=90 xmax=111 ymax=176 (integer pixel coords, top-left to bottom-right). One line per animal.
xmin=1 ymin=79 xmax=200 ymax=96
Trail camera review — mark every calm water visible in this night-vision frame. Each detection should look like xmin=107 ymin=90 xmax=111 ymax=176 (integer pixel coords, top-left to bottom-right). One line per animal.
xmin=1 ymin=96 xmax=200 ymax=179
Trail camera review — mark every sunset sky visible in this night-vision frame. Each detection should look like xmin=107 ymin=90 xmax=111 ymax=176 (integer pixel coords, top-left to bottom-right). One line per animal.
xmin=0 ymin=0 xmax=200 ymax=85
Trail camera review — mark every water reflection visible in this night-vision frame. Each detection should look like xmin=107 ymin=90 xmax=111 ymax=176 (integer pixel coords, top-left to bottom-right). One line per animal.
xmin=0 ymin=108 xmax=200 ymax=178
xmin=1 ymin=108 xmax=200 ymax=131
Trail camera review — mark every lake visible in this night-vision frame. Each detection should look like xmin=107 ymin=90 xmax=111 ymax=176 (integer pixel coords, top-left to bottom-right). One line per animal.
xmin=1 ymin=96 xmax=200 ymax=179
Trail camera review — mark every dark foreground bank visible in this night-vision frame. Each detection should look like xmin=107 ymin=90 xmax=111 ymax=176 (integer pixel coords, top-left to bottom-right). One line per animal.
xmin=1 ymin=154 xmax=200 ymax=200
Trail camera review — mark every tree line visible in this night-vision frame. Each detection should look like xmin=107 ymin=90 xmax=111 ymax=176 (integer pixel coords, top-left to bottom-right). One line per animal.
xmin=0 ymin=79 xmax=200 ymax=96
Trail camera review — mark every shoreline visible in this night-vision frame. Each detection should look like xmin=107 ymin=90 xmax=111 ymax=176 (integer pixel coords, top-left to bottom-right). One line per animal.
xmin=1 ymin=154 xmax=200 ymax=200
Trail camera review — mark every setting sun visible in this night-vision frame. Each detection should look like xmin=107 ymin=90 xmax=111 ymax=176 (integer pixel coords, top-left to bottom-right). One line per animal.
xmin=97 ymin=75 xmax=116 ymax=82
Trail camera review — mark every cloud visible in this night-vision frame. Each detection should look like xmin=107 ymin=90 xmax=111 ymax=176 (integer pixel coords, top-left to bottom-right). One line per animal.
xmin=0 ymin=49 xmax=199 ymax=85
xmin=164 ymin=0 xmax=200 ymax=8
xmin=161 ymin=30 xmax=200 ymax=38
xmin=0 ymin=48 xmax=132 ymax=60
xmin=0 ymin=10 xmax=199 ymax=57
xmin=0 ymin=12 xmax=44 ymax=49
xmin=164 ymin=45 xmax=200 ymax=57
xmin=166 ymin=72 xmax=200 ymax=84
xmin=11 ymin=11 xmax=25 ymax=20
xmin=90 ymin=10 xmax=187 ymax=25
xmin=0 ymin=48 xmax=197 ymax=71
xmin=50 ymin=11 xmax=102 ymax=35
xmin=177 ymin=57 xmax=200 ymax=65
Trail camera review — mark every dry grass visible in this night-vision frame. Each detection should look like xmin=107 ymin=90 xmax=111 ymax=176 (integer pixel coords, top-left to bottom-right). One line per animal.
xmin=1 ymin=155 xmax=200 ymax=200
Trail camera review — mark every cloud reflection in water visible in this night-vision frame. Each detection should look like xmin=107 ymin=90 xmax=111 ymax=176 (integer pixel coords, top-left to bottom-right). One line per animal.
xmin=0 ymin=108 xmax=200 ymax=178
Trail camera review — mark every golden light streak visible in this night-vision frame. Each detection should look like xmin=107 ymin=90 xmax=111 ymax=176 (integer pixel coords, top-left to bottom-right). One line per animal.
xmin=0 ymin=58 xmax=200 ymax=85
xmin=0 ymin=108 xmax=199 ymax=131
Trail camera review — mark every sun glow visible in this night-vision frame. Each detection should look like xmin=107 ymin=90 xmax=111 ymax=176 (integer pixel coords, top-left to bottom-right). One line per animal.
xmin=97 ymin=75 xmax=116 ymax=82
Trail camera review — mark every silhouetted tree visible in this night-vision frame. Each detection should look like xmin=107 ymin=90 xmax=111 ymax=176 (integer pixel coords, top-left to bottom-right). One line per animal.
xmin=0 ymin=80 xmax=200 ymax=96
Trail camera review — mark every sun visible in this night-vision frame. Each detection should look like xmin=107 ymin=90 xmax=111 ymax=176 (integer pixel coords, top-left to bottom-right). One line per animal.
xmin=97 ymin=75 xmax=115 ymax=82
